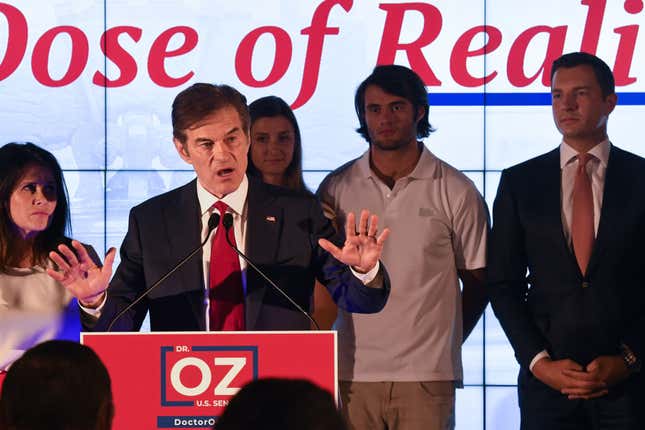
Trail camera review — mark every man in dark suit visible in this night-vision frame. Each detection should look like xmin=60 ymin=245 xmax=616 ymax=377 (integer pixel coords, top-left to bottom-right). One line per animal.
xmin=488 ymin=52 xmax=644 ymax=429
xmin=48 ymin=84 xmax=390 ymax=331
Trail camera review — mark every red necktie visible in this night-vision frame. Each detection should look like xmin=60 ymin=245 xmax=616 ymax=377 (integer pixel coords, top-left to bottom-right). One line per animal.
xmin=571 ymin=153 xmax=594 ymax=275
xmin=208 ymin=201 xmax=245 ymax=331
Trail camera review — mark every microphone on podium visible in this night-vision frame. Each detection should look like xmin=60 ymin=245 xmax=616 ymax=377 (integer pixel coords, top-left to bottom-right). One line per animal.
xmin=221 ymin=213 xmax=320 ymax=330
xmin=106 ymin=212 xmax=220 ymax=331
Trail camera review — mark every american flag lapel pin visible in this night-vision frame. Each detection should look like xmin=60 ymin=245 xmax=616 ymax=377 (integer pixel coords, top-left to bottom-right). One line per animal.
xmin=265 ymin=215 xmax=276 ymax=223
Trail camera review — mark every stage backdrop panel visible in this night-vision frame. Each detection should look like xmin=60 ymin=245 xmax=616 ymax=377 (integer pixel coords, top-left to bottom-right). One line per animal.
xmin=2 ymin=1 xmax=644 ymax=428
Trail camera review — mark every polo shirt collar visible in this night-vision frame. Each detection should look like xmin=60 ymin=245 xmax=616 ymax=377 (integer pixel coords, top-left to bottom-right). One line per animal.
xmin=358 ymin=142 xmax=438 ymax=180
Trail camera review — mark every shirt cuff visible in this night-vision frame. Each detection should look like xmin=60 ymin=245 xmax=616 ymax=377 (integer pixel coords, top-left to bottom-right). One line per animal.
xmin=350 ymin=261 xmax=380 ymax=285
xmin=529 ymin=350 xmax=550 ymax=372
xmin=78 ymin=292 xmax=107 ymax=319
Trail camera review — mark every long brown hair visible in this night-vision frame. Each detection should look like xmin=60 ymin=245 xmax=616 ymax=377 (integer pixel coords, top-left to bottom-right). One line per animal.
xmin=0 ymin=142 xmax=70 ymax=270
xmin=248 ymin=96 xmax=307 ymax=192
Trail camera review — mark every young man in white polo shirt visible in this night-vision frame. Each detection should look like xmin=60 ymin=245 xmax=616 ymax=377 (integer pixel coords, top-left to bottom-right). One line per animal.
xmin=317 ymin=65 xmax=489 ymax=430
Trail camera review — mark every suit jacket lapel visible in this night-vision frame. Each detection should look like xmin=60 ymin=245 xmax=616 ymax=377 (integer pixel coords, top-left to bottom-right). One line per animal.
xmin=244 ymin=178 xmax=283 ymax=329
xmin=540 ymin=149 xmax=579 ymax=271
xmin=586 ymin=146 xmax=623 ymax=277
xmin=161 ymin=179 xmax=206 ymax=329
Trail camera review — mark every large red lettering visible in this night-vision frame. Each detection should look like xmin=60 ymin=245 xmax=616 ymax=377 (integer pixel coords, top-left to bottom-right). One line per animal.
xmin=0 ymin=2 xmax=27 ymax=81
xmin=377 ymin=2 xmax=442 ymax=86
xmin=31 ymin=26 xmax=88 ymax=87
xmin=612 ymin=1 xmax=643 ymax=86
xmin=613 ymin=26 xmax=638 ymax=86
xmin=450 ymin=26 xmax=502 ymax=87
xmin=147 ymin=26 xmax=198 ymax=88
xmin=507 ymin=26 xmax=566 ymax=87
xmin=93 ymin=26 xmax=142 ymax=87
xmin=580 ymin=0 xmax=605 ymax=54
xmin=291 ymin=0 xmax=353 ymax=109
xmin=235 ymin=26 xmax=292 ymax=87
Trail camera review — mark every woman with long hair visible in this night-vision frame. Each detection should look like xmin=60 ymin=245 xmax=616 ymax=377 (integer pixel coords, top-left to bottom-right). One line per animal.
xmin=248 ymin=95 xmax=307 ymax=190
xmin=0 ymin=142 xmax=100 ymax=372
xmin=248 ymin=96 xmax=337 ymax=330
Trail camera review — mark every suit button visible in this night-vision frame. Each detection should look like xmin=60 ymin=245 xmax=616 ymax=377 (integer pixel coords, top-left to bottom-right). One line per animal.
xmin=582 ymin=281 xmax=590 ymax=288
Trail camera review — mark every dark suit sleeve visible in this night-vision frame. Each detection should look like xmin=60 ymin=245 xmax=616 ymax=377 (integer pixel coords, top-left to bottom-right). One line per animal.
xmin=488 ymin=170 xmax=547 ymax=369
xmin=621 ymin=246 xmax=645 ymax=361
xmin=308 ymin=196 xmax=390 ymax=313
xmin=623 ymin=320 xmax=645 ymax=364
xmin=86 ymin=208 xmax=149 ymax=331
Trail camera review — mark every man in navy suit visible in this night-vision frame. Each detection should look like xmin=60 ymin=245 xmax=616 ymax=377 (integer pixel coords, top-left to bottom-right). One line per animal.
xmin=48 ymin=83 xmax=390 ymax=331
xmin=488 ymin=52 xmax=644 ymax=429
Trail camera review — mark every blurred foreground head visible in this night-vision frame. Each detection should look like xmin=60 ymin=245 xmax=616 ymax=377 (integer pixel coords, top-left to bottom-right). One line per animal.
xmin=215 ymin=378 xmax=345 ymax=430
xmin=0 ymin=340 xmax=113 ymax=430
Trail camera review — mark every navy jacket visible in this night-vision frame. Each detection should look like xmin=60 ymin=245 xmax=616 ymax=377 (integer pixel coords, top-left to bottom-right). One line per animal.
xmin=90 ymin=177 xmax=389 ymax=331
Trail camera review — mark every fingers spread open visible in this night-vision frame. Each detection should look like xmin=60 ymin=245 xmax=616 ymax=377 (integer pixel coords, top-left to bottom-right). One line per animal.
xmin=49 ymin=250 xmax=71 ymax=272
xmin=367 ymin=214 xmax=379 ymax=237
xmin=376 ymin=227 xmax=391 ymax=246
xmin=46 ymin=266 xmax=66 ymax=282
xmin=58 ymin=244 xmax=80 ymax=267
xmin=102 ymin=247 xmax=117 ymax=277
xmin=71 ymin=240 xmax=94 ymax=266
xmin=105 ymin=247 xmax=117 ymax=265
xmin=318 ymin=238 xmax=342 ymax=260
xmin=358 ymin=210 xmax=369 ymax=235
xmin=345 ymin=212 xmax=356 ymax=239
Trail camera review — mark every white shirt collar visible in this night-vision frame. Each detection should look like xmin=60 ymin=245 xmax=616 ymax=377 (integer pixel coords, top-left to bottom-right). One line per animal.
xmin=358 ymin=143 xmax=438 ymax=180
xmin=196 ymin=175 xmax=248 ymax=216
xmin=559 ymin=139 xmax=611 ymax=169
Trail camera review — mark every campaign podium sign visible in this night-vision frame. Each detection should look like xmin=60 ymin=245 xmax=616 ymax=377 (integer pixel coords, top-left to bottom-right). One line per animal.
xmin=81 ymin=331 xmax=337 ymax=430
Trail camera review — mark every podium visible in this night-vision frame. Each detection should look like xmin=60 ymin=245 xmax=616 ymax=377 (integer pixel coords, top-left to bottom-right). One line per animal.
xmin=81 ymin=331 xmax=337 ymax=430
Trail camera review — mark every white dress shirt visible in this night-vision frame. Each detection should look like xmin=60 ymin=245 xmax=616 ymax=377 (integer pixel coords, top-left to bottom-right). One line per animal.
xmin=560 ymin=139 xmax=609 ymax=243
xmin=197 ymin=176 xmax=249 ymax=329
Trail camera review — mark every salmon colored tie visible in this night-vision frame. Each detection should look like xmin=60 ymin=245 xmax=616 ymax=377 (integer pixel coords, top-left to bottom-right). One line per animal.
xmin=571 ymin=153 xmax=594 ymax=276
xmin=208 ymin=201 xmax=245 ymax=331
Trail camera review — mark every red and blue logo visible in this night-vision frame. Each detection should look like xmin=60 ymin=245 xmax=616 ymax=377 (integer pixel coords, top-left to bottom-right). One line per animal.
xmin=158 ymin=345 xmax=258 ymax=428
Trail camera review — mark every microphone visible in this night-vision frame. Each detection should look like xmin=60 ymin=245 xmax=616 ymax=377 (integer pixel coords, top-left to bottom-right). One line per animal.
xmin=107 ymin=212 xmax=220 ymax=331
xmin=221 ymin=213 xmax=320 ymax=330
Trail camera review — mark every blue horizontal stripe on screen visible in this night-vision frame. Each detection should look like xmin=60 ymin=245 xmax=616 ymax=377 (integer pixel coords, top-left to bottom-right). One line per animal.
xmin=427 ymin=92 xmax=645 ymax=106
